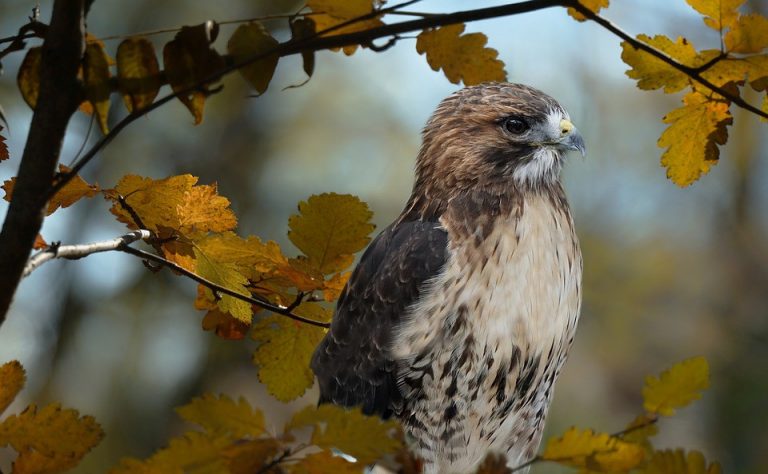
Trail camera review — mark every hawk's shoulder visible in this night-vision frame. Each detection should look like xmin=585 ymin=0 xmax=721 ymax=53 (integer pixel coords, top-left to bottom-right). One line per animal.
xmin=311 ymin=218 xmax=449 ymax=418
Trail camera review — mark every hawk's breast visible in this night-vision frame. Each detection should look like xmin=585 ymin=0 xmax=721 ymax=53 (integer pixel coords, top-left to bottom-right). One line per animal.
xmin=393 ymin=193 xmax=582 ymax=473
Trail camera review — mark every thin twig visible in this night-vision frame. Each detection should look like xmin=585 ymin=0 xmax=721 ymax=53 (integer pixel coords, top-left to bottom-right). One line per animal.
xmin=23 ymin=230 xmax=150 ymax=277
xmin=119 ymin=246 xmax=330 ymax=328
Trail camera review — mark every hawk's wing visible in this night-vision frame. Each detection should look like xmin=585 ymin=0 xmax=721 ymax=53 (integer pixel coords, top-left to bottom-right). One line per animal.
xmin=311 ymin=219 xmax=448 ymax=418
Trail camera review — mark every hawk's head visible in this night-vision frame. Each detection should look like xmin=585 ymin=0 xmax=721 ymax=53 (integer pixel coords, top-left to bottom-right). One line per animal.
xmin=414 ymin=83 xmax=585 ymax=196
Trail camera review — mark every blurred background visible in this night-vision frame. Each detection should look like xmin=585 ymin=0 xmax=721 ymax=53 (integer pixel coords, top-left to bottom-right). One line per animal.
xmin=1 ymin=0 xmax=767 ymax=472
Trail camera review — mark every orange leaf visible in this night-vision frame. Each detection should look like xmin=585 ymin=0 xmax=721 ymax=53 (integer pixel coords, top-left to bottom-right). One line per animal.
xmin=108 ymin=174 xmax=237 ymax=234
xmin=202 ymin=309 xmax=250 ymax=340
xmin=2 ymin=165 xmax=100 ymax=215
xmin=33 ymin=234 xmax=48 ymax=250
xmin=323 ymin=272 xmax=350 ymax=302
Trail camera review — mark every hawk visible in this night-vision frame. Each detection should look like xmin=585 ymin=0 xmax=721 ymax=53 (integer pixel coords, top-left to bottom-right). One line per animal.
xmin=311 ymin=83 xmax=585 ymax=473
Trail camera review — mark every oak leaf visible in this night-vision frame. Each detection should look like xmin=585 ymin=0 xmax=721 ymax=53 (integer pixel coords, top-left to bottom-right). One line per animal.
xmin=252 ymin=315 xmax=326 ymax=401
xmin=288 ymin=193 xmax=374 ymax=275
xmin=286 ymin=405 xmax=401 ymax=465
xmin=0 ymin=360 xmax=25 ymax=415
xmin=568 ymin=0 xmax=609 ymax=22
xmin=17 ymin=47 xmax=41 ymax=109
xmin=2 ymin=165 xmax=100 ymax=215
xmin=176 ymin=393 xmax=265 ymax=438
xmin=416 ymin=24 xmax=507 ymax=86
xmin=541 ymin=427 xmax=645 ymax=472
xmin=83 ymin=40 xmax=113 ymax=134
xmin=658 ymin=92 xmax=732 ymax=186
xmin=108 ymin=174 xmax=237 ymax=234
xmin=642 ymin=449 xmax=721 ymax=474
xmin=685 ymin=0 xmax=744 ymax=30
xmin=0 ymin=403 xmax=104 ymax=472
xmin=621 ymin=414 xmax=659 ymax=445
xmin=227 ymin=22 xmax=280 ymax=94
xmin=307 ymin=0 xmax=384 ymax=55
xmin=643 ymin=356 xmax=710 ymax=416
xmin=117 ymin=37 xmax=161 ymax=112
xmin=202 ymin=309 xmax=250 ymax=340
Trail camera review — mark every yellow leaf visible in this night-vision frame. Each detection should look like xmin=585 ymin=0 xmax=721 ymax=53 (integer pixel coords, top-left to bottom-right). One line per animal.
xmin=642 ymin=449 xmax=722 ymax=474
xmin=286 ymin=405 xmax=401 ymax=465
xmin=568 ymin=0 xmax=609 ymax=22
xmin=2 ymin=165 xmax=100 ymax=215
xmin=542 ymin=427 xmax=645 ymax=472
xmin=194 ymin=247 xmax=252 ymax=323
xmin=84 ymin=41 xmax=112 ymax=134
xmin=416 ymin=24 xmax=507 ymax=86
xmin=0 ymin=403 xmax=104 ymax=472
xmin=699 ymin=52 xmax=768 ymax=88
xmin=621 ymin=35 xmax=701 ymax=93
xmin=288 ymin=451 xmax=361 ymax=474
xmin=193 ymin=232 xmax=290 ymax=281
xmin=108 ymin=174 xmax=237 ymax=234
xmin=110 ymin=431 xmax=229 ymax=474
xmin=162 ymin=23 xmax=224 ymax=124
xmin=643 ymin=356 xmax=710 ymax=416
xmin=227 ymin=22 xmax=279 ymax=94
xmin=307 ymin=0 xmax=384 ymax=55
xmin=685 ymin=0 xmax=744 ymax=30
xmin=117 ymin=37 xmax=161 ymax=112
xmin=292 ymin=302 xmax=333 ymax=324
xmin=252 ymin=315 xmax=326 ymax=401
xmin=323 ymin=272 xmax=350 ymax=302
xmin=17 ymin=47 xmax=41 ymax=109
xmin=724 ymin=13 xmax=768 ymax=53
xmin=288 ymin=193 xmax=374 ymax=275
xmin=0 ymin=360 xmax=25 ymax=415
xmin=176 ymin=393 xmax=265 ymax=438
xmin=222 ymin=438 xmax=282 ymax=474
xmin=658 ymin=92 xmax=732 ymax=186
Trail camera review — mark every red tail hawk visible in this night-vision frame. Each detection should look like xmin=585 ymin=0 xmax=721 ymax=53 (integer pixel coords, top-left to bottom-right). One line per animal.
xmin=311 ymin=83 xmax=584 ymax=473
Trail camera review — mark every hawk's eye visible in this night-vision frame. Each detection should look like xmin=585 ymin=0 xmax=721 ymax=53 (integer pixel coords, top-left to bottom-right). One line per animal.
xmin=502 ymin=117 xmax=529 ymax=135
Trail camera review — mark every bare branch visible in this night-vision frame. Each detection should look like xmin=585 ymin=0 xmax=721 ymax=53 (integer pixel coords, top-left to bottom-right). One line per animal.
xmin=23 ymin=230 xmax=151 ymax=277
xmin=0 ymin=0 xmax=85 ymax=324
xmin=118 ymin=246 xmax=331 ymax=328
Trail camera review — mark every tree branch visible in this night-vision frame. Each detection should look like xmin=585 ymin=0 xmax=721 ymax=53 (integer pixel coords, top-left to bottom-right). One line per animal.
xmin=23 ymin=230 xmax=151 ymax=277
xmin=567 ymin=0 xmax=768 ymax=119
xmin=118 ymin=246 xmax=330 ymax=328
xmin=0 ymin=0 xmax=85 ymax=325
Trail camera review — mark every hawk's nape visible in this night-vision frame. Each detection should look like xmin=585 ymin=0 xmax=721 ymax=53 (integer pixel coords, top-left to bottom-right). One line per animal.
xmin=311 ymin=83 xmax=584 ymax=474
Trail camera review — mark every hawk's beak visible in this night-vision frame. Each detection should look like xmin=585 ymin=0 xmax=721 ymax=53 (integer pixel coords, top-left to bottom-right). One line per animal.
xmin=558 ymin=119 xmax=586 ymax=157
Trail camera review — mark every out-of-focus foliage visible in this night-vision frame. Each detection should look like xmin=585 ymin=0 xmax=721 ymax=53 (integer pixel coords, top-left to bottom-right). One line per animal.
xmin=0 ymin=360 xmax=103 ymax=474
